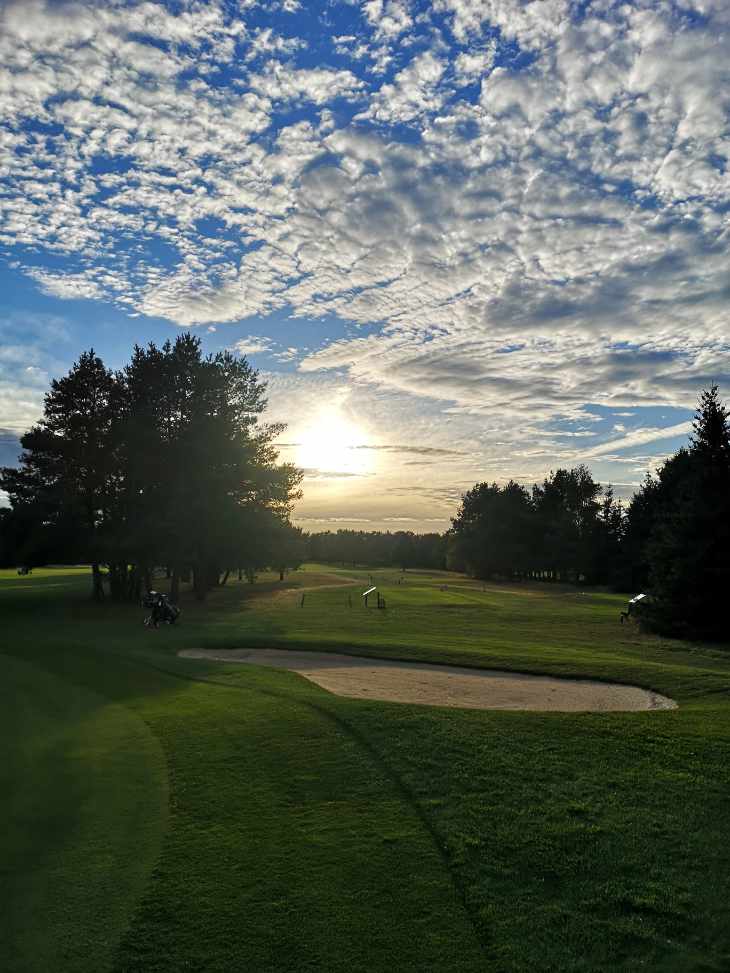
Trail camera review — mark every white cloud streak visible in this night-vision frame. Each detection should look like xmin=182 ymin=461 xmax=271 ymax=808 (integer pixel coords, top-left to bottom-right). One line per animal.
xmin=0 ymin=0 xmax=728 ymax=498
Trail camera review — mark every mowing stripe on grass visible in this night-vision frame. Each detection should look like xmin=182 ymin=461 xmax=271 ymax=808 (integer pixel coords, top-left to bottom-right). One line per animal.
xmin=113 ymin=652 xmax=493 ymax=964
xmin=109 ymin=654 xmax=488 ymax=972
xmin=0 ymin=653 xmax=168 ymax=973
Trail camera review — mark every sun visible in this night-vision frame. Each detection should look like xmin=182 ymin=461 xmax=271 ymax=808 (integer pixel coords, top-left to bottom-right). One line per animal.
xmin=296 ymin=411 xmax=373 ymax=476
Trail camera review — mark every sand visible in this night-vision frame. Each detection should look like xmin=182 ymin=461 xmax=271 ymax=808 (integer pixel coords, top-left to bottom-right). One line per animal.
xmin=178 ymin=648 xmax=677 ymax=712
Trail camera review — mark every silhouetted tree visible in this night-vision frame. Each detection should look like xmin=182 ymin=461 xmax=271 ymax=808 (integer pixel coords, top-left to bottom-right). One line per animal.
xmin=117 ymin=335 xmax=301 ymax=600
xmin=449 ymin=480 xmax=534 ymax=580
xmin=450 ymin=467 xmax=620 ymax=585
xmin=0 ymin=336 xmax=302 ymax=602
xmin=270 ymin=522 xmax=306 ymax=581
xmin=642 ymin=386 xmax=730 ymax=638
xmin=0 ymin=351 xmax=119 ymax=599
xmin=621 ymin=473 xmax=662 ymax=591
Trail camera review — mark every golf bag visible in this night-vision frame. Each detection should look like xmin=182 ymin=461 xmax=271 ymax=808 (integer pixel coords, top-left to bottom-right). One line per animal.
xmin=142 ymin=590 xmax=180 ymax=628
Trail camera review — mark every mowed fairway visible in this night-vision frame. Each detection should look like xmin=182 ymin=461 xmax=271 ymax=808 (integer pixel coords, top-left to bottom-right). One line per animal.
xmin=3 ymin=566 xmax=730 ymax=972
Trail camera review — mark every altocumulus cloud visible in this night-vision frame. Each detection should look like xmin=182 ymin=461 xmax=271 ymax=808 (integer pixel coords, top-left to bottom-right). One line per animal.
xmin=1 ymin=0 xmax=729 ymax=449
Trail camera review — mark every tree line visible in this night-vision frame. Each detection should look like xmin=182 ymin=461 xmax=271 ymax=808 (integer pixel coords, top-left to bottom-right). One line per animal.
xmin=447 ymin=465 xmax=623 ymax=586
xmin=447 ymin=387 xmax=730 ymax=640
xmin=305 ymin=529 xmax=447 ymax=570
xmin=0 ymin=335 xmax=303 ymax=601
xmin=2 ymin=346 xmax=726 ymax=640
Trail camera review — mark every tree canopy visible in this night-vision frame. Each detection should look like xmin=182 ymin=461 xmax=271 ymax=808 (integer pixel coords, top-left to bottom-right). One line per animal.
xmin=0 ymin=335 xmax=302 ymax=601
xmin=448 ymin=466 xmax=623 ymax=585
xmin=625 ymin=386 xmax=730 ymax=638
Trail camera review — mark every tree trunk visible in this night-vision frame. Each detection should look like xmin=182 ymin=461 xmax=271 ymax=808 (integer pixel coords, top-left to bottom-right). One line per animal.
xmin=193 ymin=565 xmax=208 ymax=601
xmin=110 ymin=562 xmax=128 ymax=601
xmin=170 ymin=567 xmax=180 ymax=604
xmin=127 ymin=564 xmax=142 ymax=602
xmin=108 ymin=563 xmax=120 ymax=601
xmin=279 ymin=568 xmax=285 ymax=581
xmin=91 ymin=562 xmax=105 ymax=602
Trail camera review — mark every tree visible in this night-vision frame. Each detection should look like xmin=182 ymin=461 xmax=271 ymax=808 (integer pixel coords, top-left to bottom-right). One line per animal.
xmin=532 ymin=466 xmax=603 ymax=582
xmin=118 ymin=335 xmax=301 ymax=601
xmin=0 ymin=351 xmax=119 ymax=599
xmin=270 ymin=522 xmax=305 ymax=581
xmin=622 ymin=473 xmax=663 ymax=591
xmin=393 ymin=532 xmax=415 ymax=571
xmin=586 ymin=486 xmax=625 ymax=586
xmin=449 ymin=480 xmax=533 ymax=580
xmin=0 ymin=336 xmax=302 ymax=603
xmin=644 ymin=386 xmax=730 ymax=638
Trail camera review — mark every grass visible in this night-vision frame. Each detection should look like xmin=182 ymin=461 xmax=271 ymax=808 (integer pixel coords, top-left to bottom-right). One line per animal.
xmin=2 ymin=564 xmax=730 ymax=971
xmin=0 ymin=652 xmax=168 ymax=973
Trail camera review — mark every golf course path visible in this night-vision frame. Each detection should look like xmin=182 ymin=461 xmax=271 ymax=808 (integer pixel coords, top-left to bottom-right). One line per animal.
xmin=179 ymin=649 xmax=677 ymax=712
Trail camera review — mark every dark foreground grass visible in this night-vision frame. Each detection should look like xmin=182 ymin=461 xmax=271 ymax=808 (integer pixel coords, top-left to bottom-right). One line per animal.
xmin=2 ymin=565 xmax=730 ymax=971
xmin=0 ymin=652 xmax=168 ymax=973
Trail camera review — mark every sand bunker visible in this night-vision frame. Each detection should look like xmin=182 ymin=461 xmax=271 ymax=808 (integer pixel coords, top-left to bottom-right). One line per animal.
xmin=178 ymin=648 xmax=676 ymax=712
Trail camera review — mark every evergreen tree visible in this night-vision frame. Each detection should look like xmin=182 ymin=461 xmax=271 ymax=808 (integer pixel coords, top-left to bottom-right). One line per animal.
xmin=449 ymin=480 xmax=533 ymax=580
xmin=0 ymin=351 xmax=119 ymax=599
xmin=531 ymin=466 xmax=602 ymax=582
xmin=645 ymin=386 xmax=730 ymax=638
xmin=118 ymin=334 xmax=301 ymax=600
xmin=0 ymin=337 xmax=302 ymax=603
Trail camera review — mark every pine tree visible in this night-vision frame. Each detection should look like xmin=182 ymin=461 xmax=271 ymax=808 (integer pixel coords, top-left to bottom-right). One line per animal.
xmin=691 ymin=385 xmax=730 ymax=462
xmin=0 ymin=351 xmax=119 ymax=599
xmin=646 ymin=386 xmax=730 ymax=638
xmin=118 ymin=335 xmax=301 ymax=600
xmin=0 ymin=336 xmax=302 ymax=603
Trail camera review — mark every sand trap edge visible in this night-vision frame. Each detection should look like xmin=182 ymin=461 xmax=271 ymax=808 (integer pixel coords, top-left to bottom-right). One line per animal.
xmin=178 ymin=648 xmax=677 ymax=713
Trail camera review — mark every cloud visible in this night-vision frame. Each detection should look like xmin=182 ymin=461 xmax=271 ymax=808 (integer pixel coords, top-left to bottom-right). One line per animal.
xmin=580 ymin=422 xmax=694 ymax=459
xmin=362 ymin=51 xmax=446 ymax=124
xmin=0 ymin=0 xmax=728 ymax=509
xmin=231 ymin=336 xmax=273 ymax=356
xmin=301 ymin=468 xmax=373 ymax=478
xmin=0 ymin=312 xmax=72 ymax=434
xmin=363 ymin=0 xmax=413 ymax=41
xmin=454 ymin=42 xmax=496 ymax=83
xmin=25 ymin=270 xmax=103 ymax=301
xmin=352 ymin=444 xmax=467 ymax=455
xmin=248 ymin=61 xmax=365 ymax=105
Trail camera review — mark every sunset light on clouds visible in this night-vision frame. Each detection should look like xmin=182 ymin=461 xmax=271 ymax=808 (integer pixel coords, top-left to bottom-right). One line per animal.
xmin=1 ymin=0 xmax=729 ymax=530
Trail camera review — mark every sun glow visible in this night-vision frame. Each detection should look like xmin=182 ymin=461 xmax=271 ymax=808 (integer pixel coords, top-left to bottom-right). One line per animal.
xmin=296 ymin=411 xmax=374 ymax=476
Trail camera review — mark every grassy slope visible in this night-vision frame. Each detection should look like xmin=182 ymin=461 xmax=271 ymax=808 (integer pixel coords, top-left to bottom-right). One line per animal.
xmin=2 ymin=565 xmax=730 ymax=971
xmin=0 ymin=652 xmax=168 ymax=973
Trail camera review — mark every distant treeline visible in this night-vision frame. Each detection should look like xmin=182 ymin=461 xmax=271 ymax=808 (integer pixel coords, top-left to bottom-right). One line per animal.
xmin=305 ymin=529 xmax=447 ymax=570
xmin=0 ymin=335 xmax=304 ymax=601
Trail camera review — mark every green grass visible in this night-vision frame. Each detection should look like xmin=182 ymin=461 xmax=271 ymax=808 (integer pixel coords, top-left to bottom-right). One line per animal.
xmin=0 ymin=653 xmax=168 ymax=973
xmin=2 ymin=564 xmax=730 ymax=971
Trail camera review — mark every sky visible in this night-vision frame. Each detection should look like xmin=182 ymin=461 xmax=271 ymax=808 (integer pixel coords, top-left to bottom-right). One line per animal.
xmin=1 ymin=0 xmax=729 ymax=532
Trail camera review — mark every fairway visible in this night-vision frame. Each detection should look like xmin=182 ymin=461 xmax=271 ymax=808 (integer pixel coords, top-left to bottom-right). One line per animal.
xmin=3 ymin=565 xmax=730 ymax=972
